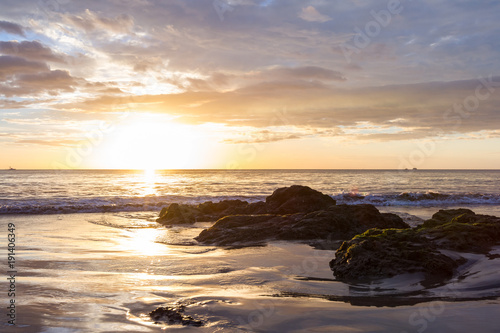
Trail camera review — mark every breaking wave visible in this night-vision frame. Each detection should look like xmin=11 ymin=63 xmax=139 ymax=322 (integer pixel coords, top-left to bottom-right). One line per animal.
xmin=1 ymin=191 xmax=499 ymax=215
xmin=332 ymin=191 xmax=500 ymax=207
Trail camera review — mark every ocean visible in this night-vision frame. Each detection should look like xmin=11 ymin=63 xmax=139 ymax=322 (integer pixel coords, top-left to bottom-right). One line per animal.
xmin=1 ymin=169 xmax=500 ymax=332
xmin=2 ymin=169 xmax=500 ymax=215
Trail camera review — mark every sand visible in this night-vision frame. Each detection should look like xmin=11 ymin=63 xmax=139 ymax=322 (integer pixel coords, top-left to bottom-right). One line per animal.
xmin=1 ymin=211 xmax=499 ymax=332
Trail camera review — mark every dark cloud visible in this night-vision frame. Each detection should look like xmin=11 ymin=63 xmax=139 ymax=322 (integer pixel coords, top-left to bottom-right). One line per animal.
xmin=0 ymin=70 xmax=78 ymax=97
xmin=0 ymin=20 xmax=25 ymax=36
xmin=0 ymin=55 xmax=48 ymax=79
xmin=0 ymin=55 xmax=79 ymax=96
xmin=0 ymin=41 xmax=66 ymax=63
xmin=16 ymin=69 xmax=77 ymax=91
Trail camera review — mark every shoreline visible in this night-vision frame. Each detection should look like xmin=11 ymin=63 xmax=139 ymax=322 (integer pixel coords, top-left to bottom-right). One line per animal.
xmin=1 ymin=208 xmax=500 ymax=332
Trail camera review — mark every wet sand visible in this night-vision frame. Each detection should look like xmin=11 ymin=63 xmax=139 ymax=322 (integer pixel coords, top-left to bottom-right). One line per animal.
xmin=1 ymin=211 xmax=499 ymax=332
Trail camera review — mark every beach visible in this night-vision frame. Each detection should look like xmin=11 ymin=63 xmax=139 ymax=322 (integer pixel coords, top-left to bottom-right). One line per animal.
xmin=3 ymin=0 xmax=500 ymax=330
xmin=1 ymin=170 xmax=500 ymax=332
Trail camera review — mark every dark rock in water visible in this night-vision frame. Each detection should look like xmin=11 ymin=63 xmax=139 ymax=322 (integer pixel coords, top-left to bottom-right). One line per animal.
xmin=195 ymin=204 xmax=408 ymax=246
xmin=197 ymin=199 xmax=250 ymax=215
xmin=265 ymin=185 xmax=336 ymax=214
xmin=157 ymin=199 xmax=251 ymax=225
xmin=157 ymin=185 xmax=334 ymax=225
xmin=420 ymin=208 xmax=476 ymax=228
xmin=149 ymin=305 xmax=203 ymax=327
xmin=330 ymin=209 xmax=500 ymax=283
xmin=195 ymin=214 xmax=303 ymax=246
xmin=158 ymin=203 xmax=199 ymax=225
xmin=330 ymin=228 xmax=466 ymax=283
xmin=419 ymin=209 xmax=500 ymax=253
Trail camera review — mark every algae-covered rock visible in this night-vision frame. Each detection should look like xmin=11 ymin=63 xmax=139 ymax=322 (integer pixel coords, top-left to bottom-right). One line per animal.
xmin=421 ymin=209 xmax=500 ymax=253
xmin=330 ymin=209 xmax=500 ymax=283
xmin=330 ymin=228 xmax=465 ymax=282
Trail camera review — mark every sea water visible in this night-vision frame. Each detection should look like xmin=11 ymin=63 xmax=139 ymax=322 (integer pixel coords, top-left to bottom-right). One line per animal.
xmin=1 ymin=169 xmax=500 ymax=215
xmin=1 ymin=169 xmax=499 ymax=332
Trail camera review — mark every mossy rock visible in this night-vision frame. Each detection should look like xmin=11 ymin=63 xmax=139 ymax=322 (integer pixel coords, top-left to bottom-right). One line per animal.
xmin=330 ymin=209 xmax=500 ymax=283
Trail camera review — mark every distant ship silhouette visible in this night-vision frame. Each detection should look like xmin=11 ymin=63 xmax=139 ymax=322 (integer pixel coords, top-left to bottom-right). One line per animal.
xmin=8 ymin=166 xmax=16 ymax=170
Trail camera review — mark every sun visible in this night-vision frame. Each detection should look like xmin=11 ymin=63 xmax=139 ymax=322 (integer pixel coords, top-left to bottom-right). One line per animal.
xmin=143 ymin=167 xmax=156 ymax=180
xmin=92 ymin=114 xmax=210 ymax=169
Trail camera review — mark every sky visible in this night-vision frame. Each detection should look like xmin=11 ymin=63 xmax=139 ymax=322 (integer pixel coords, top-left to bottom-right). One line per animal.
xmin=0 ymin=0 xmax=499 ymax=169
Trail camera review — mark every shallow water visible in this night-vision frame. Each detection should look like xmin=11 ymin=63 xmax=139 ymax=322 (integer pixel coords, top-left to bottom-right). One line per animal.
xmin=2 ymin=212 xmax=499 ymax=332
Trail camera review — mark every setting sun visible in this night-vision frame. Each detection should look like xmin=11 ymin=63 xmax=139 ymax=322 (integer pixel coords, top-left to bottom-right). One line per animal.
xmin=91 ymin=114 xmax=211 ymax=169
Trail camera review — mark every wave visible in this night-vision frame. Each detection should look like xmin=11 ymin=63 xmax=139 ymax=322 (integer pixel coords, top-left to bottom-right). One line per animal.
xmin=0 ymin=195 xmax=264 ymax=215
xmin=1 ymin=191 xmax=499 ymax=215
xmin=332 ymin=191 xmax=500 ymax=207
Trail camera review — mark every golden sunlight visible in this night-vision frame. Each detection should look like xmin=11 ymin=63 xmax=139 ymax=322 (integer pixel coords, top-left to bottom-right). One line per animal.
xmin=141 ymin=168 xmax=157 ymax=196
xmin=120 ymin=228 xmax=169 ymax=256
xmin=92 ymin=114 xmax=212 ymax=169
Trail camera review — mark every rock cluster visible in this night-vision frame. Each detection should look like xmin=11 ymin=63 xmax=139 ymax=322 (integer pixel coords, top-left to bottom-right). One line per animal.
xmin=157 ymin=186 xmax=500 ymax=285
xmin=157 ymin=185 xmax=336 ymax=225
xmin=330 ymin=209 xmax=500 ymax=283
xmin=157 ymin=185 xmax=408 ymax=246
xmin=149 ymin=305 xmax=203 ymax=327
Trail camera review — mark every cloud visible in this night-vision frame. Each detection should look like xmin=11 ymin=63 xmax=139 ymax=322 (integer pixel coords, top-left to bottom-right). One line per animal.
xmin=0 ymin=0 xmax=499 ymax=153
xmin=13 ymin=139 xmax=82 ymax=147
xmin=63 ymin=9 xmax=134 ymax=34
xmin=0 ymin=55 xmax=49 ymax=79
xmin=54 ymin=75 xmax=500 ymax=142
xmin=0 ymin=99 xmax=31 ymax=109
xmin=0 ymin=55 xmax=80 ymax=96
xmin=261 ymin=66 xmax=345 ymax=82
xmin=223 ymin=129 xmax=304 ymax=144
xmin=0 ymin=41 xmax=66 ymax=63
xmin=15 ymin=69 xmax=77 ymax=91
xmin=170 ymin=65 xmax=345 ymax=92
xmin=0 ymin=20 xmax=25 ymax=36
xmin=299 ymin=6 xmax=331 ymax=23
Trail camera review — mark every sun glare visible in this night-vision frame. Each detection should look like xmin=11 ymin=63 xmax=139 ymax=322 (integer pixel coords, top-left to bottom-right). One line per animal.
xmin=141 ymin=168 xmax=157 ymax=196
xmin=144 ymin=167 xmax=156 ymax=181
xmin=121 ymin=228 xmax=168 ymax=256
xmin=93 ymin=114 xmax=212 ymax=169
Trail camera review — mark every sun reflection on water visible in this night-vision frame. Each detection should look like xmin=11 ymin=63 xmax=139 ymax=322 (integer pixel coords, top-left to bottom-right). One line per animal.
xmin=141 ymin=168 xmax=157 ymax=196
xmin=122 ymin=228 xmax=168 ymax=256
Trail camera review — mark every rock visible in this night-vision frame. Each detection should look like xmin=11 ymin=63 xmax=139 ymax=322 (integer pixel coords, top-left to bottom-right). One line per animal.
xmin=420 ymin=208 xmax=475 ymax=228
xmin=149 ymin=305 xmax=203 ymax=327
xmin=330 ymin=228 xmax=465 ymax=283
xmin=157 ymin=185 xmax=335 ymax=225
xmin=157 ymin=203 xmax=200 ymax=225
xmin=420 ymin=209 xmax=500 ymax=253
xmin=265 ymin=185 xmax=336 ymax=214
xmin=197 ymin=199 xmax=249 ymax=215
xmin=195 ymin=204 xmax=408 ymax=246
xmin=157 ymin=200 xmax=252 ymax=225
xmin=330 ymin=209 xmax=500 ymax=283
xmin=195 ymin=214 xmax=304 ymax=246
